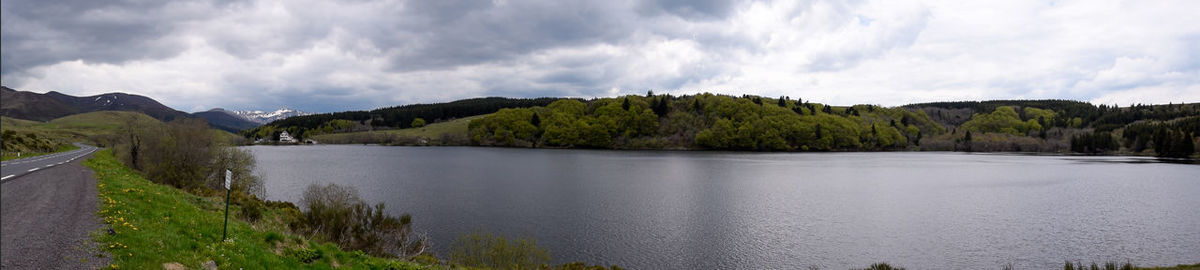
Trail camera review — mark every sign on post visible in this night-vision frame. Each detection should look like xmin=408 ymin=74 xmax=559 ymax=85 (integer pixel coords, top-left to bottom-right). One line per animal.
xmin=222 ymin=169 xmax=232 ymax=241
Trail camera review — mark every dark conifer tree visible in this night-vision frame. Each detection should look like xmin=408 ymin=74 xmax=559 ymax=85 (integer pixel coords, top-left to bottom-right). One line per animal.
xmin=622 ymin=97 xmax=631 ymax=111
xmin=530 ymin=113 xmax=541 ymax=127
xmin=1180 ymin=132 xmax=1196 ymax=157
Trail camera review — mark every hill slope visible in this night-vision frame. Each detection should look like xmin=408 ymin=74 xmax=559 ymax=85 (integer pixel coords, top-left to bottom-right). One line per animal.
xmin=193 ymin=108 xmax=262 ymax=133
xmin=1 ymin=86 xmax=189 ymax=122
xmin=0 ymin=86 xmax=80 ymax=121
xmin=243 ymin=97 xmax=560 ymax=140
xmin=1 ymin=86 xmax=260 ymax=132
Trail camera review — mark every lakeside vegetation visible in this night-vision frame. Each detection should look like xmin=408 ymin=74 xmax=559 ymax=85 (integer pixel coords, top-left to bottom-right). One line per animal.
xmin=308 ymin=115 xmax=480 ymax=145
xmin=241 ymin=93 xmax=1197 ymax=158
xmin=243 ymin=97 xmax=560 ymax=141
xmin=86 ymin=149 xmax=425 ymax=269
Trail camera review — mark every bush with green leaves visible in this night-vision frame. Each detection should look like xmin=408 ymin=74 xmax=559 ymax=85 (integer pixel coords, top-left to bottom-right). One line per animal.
xmin=284 ymin=247 xmax=320 ymax=264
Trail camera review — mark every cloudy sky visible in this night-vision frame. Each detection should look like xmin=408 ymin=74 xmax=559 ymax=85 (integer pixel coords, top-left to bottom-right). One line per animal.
xmin=2 ymin=0 xmax=1198 ymax=113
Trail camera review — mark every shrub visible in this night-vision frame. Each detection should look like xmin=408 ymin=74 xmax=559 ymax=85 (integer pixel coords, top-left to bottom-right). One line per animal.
xmin=263 ymin=231 xmax=284 ymax=244
xmin=853 ymin=263 xmax=905 ymax=270
xmin=450 ymin=229 xmax=550 ymax=270
xmin=285 ymin=247 xmax=321 ymax=264
xmin=298 ymin=183 xmax=427 ymax=259
xmin=550 ymin=262 xmax=625 ymax=270
xmin=239 ymin=198 xmax=264 ymax=222
xmin=210 ymin=147 xmax=266 ymax=198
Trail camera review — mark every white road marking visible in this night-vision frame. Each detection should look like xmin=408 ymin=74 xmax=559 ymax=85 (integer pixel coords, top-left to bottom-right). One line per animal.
xmin=1 ymin=175 xmax=13 ymax=180
xmin=27 ymin=168 xmax=38 ymax=172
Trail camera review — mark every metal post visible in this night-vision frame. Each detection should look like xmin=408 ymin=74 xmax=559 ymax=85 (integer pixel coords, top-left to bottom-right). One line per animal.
xmin=222 ymin=169 xmax=231 ymax=241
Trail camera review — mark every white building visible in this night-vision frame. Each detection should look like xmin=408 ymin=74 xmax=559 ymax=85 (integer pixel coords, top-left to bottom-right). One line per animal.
xmin=279 ymin=131 xmax=298 ymax=143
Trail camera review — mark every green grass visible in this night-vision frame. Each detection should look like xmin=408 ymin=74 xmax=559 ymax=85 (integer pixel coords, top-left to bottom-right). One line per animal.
xmin=1 ymin=143 xmax=78 ymax=161
xmin=0 ymin=116 xmax=42 ymax=128
xmin=85 ymin=149 xmax=428 ymax=269
xmin=2 ymin=112 xmax=160 ymax=145
xmin=310 ymin=115 xmax=482 ymax=144
xmin=3 ymin=111 xmax=245 ymax=148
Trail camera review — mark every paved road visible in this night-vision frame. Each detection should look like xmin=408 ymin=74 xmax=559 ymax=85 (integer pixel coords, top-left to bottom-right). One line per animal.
xmin=1 ymin=143 xmax=98 ymax=182
xmin=1 ymin=143 xmax=109 ymax=269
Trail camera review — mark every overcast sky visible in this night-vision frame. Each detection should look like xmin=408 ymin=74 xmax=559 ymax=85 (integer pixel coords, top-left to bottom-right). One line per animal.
xmin=2 ymin=0 xmax=1198 ymax=113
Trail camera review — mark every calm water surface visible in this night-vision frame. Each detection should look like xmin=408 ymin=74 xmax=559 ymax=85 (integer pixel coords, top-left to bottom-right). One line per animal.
xmin=246 ymin=145 xmax=1200 ymax=269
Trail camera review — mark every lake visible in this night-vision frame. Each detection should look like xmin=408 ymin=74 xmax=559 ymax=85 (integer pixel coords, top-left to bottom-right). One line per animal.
xmin=246 ymin=145 xmax=1200 ymax=269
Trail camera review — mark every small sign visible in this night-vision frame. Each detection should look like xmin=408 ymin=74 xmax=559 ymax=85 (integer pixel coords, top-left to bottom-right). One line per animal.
xmin=224 ymin=169 xmax=232 ymax=189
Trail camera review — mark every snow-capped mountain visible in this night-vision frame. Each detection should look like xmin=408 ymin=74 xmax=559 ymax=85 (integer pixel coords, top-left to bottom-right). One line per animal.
xmin=230 ymin=108 xmax=311 ymax=124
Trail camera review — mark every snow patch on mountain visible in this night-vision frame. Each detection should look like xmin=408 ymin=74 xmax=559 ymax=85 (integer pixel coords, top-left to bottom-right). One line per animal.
xmin=229 ymin=108 xmax=311 ymax=124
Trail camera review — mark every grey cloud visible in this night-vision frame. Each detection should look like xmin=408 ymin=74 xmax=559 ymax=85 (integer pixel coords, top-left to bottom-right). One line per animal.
xmin=637 ymin=0 xmax=738 ymax=21
xmin=380 ymin=0 xmax=638 ymax=71
xmin=0 ymin=0 xmax=239 ymax=75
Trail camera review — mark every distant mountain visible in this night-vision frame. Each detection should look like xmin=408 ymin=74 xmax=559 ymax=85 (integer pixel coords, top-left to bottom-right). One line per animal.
xmin=229 ymin=108 xmax=311 ymax=124
xmin=0 ymin=86 xmax=79 ymax=121
xmin=1 ymin=86 xmax=188 ymax=122
xmin=1 ymin=86 xmax=261 ymax=132
xmin=193 ymin=108 xmax=262 ymax=133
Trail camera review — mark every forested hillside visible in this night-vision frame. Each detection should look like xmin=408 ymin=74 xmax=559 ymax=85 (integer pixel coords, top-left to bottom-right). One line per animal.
xmin=240 ymin=91 xmax=1197 ymax=158
xmin=470 ymin=94 xmax=1197 ymax=157
xmin=470 ymin=93 xmax=943 ymax=151
xmin=908 ymin=101 xmax=1199 ymax=157
xmin=242 ymin=97 xmax=560 ymax=140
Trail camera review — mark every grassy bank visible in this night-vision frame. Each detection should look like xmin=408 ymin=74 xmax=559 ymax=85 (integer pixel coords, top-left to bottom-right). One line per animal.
xmin=309 ymin=115 xmax=480 ymax=145
xmin=85 ymin=149 xmax=427 ymax=269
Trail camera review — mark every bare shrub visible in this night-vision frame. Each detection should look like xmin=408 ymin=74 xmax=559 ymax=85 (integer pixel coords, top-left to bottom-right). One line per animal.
xmin=298 ymin=183 xmax=427 ymax=259
xmin=450 ymin=229 xmax=550 ymax=270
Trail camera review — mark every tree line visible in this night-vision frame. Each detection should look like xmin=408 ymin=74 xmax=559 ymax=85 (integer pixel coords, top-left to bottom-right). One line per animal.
xmin=469 ymin=93 xmax=944 ymax=151
xmin=242 ymin=97 xmax=561 ymax=141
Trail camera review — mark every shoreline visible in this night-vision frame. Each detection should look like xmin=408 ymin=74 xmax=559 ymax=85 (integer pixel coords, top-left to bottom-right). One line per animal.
xmin=244 ymin=142 xmax=1199 ymax=161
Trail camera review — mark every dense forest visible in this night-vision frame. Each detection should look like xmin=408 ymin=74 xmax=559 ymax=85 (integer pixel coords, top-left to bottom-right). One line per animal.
xmin=243 ymin=92 xmax=1199 ymax=158
xmin=470 ymin=93 xmax=943 ymax=151
xmin=242 ymin=97 xmax=561 ymax=140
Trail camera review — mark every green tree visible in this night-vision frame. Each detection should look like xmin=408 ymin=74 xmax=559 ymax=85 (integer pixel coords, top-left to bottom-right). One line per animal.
xmin=411 ymin=118 xmax=426 ymax=128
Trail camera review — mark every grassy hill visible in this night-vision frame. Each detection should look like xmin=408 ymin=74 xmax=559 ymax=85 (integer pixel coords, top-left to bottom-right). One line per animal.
xmin=0 ymin=86 xmax=81 ymax=121
xmin=2 ymin=111 xmax=245 ymax=159
xmin=309 ymin=115 xmax=481 ymax=145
